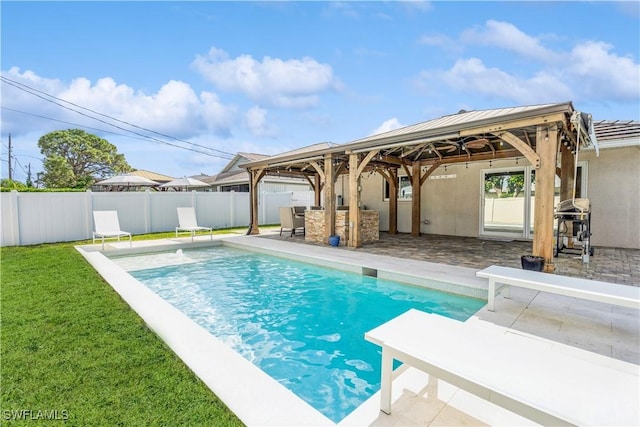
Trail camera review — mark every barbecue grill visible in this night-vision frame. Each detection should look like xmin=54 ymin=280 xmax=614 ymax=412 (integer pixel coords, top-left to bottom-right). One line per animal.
xmin=554 ymin=198 xmax=594 ymax=262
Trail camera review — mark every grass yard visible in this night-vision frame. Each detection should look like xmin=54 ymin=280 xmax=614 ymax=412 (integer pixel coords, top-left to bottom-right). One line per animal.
xmin=1 ymin=238 xmax=245 ymax=426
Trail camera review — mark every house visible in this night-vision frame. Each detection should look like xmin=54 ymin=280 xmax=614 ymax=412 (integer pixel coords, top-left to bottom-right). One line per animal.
xmin=204 ymin=147 xmax=337 ymax=193
xmin=241 ymin=102 xmax=639 ymax=271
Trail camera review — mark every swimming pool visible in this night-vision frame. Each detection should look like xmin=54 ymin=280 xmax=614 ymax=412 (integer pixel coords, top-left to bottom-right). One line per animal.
xmin=112 ymin=245 xmax=485 ymax=423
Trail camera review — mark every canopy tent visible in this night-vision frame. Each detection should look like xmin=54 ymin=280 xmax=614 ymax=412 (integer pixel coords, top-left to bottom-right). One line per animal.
xmin=159 ymin=177 xmax=211 ymax=191
xmin=95 ymin=174 xmax=159 ymax=190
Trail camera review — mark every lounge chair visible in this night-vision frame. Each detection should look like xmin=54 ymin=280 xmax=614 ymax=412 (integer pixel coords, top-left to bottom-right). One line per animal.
xmin=279 ymin=206 xmax=305 ymax=237
xmin=176 ymin=207 xmax=212 ymax=241
xmin=92 ymin=210 xmax=132 ymax=250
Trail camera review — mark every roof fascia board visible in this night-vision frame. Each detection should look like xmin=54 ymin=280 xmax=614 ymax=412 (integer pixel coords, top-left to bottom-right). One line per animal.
xmin=582 ymin=137 xmax=640 ymax=150
xmin=349 ymin=103 xmax=573 ymax=149
xmin=459 ymin=112 xmax=568 ymax=136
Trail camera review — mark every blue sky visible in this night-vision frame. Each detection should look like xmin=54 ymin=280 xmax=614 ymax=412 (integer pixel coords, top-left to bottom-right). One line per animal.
xmin=2 ymin=1 xmax=639 ymax=182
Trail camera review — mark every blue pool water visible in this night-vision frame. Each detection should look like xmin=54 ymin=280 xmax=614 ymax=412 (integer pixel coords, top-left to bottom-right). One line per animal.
xmin=121 ymin=246 xmax=485 ymax=422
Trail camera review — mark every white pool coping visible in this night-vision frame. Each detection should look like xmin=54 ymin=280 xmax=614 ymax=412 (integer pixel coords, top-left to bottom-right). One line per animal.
xmin=76 ymin=234 xmax=492 ymax=426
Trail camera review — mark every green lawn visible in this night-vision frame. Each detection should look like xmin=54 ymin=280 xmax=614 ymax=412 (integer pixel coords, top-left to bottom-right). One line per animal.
xmin=1 ymin=235 xmax=246 ymax=426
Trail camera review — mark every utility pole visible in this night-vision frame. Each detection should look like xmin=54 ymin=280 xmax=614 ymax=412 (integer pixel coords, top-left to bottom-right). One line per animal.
xmin=27 ymin=163 xmax=33 ymax=187
xmin=8 ymin=133 xmax=12 ymax=181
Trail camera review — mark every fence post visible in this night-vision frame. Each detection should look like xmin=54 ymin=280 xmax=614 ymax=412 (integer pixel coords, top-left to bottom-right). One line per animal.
xmin=230 ymin=191 xmax=236 ymax=227
xmin=260 ymin=189 xmax=266 ymax=226
xmin=10 ymin=190 xmax=21 ymax=246
xmin=144 ymin=189 xmax=151 ymax=233
xmin=85 ymin=190 xmax=93 ymax=239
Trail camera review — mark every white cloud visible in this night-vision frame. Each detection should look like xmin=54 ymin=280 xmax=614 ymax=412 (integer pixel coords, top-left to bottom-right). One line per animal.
xmin=401 ymin=1 xmax=432 ymax=14
xmin=461 ymin=20 xmax=559 ymax=62
xmin=244 ymin=106 xmax=277 ymax=137
xmin=566 ymin=41 xmax=640 ymax=100
xmin=2 ymin=67 xmax=236 ymax=139
xmin=430 ymin=58 xmax=572 ymax=104
xmin=417 ymin=20 xmax=639 ymax=106
xmin=371 ymin=118 xmax=404 ymax=135
xmin=191 ymin=47 xmax=338 ymax=109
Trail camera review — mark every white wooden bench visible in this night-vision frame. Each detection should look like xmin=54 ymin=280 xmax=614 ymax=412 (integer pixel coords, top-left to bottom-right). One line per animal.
xmin=365 ymin=309 xmax=640 ymax=426
xmin=476 ymin=265 xmax=640 ymax=312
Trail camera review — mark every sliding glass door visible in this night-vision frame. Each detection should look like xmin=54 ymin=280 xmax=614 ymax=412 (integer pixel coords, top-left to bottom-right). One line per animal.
xmin=481 ymin=167 xmax=530 ymax=238
xmin=482 ymin=164 xmax=583 ymax=239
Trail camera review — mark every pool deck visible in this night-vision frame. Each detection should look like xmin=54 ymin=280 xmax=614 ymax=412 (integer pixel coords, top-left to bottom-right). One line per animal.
xmin=78 ymin=232 xmax=640 ymax=426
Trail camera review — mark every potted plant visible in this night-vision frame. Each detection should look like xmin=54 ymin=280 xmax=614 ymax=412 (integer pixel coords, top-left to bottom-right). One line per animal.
xmin=521 ymin=255 xmax=544 ymax=271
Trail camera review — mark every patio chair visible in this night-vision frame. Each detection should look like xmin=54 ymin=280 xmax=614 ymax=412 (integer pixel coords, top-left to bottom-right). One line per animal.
xmin=92 ymin=210 xmax=132 ymax=250
xmin=176 ymin=207 xmax=212 ymax=241
xmin=279 ymin=207 xmax=305 ymax=237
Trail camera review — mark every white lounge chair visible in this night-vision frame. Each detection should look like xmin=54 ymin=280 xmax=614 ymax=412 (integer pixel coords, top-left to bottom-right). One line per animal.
xmin=176 ymin=207 xmax=212 ymax=241
xmin=92 ymin=210 xmax=132 ymax=250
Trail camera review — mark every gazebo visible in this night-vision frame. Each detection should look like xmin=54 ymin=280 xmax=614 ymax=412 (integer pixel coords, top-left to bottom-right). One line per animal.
xmin=241 ymin=102 xmax=598 ymax=272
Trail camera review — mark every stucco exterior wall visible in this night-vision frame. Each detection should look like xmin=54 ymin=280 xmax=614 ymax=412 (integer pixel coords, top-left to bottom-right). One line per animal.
xmin=581 ymin=146 xmax=639 ymax=249
xmin=339 ymin=148 xmax=638 ymax=249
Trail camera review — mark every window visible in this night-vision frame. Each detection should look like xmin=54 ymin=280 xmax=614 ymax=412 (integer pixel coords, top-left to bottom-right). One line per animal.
xmin=383 ymin=176 xmax=412 ymax=200
xmin=221 ymin=184 xmax=250 ymax=192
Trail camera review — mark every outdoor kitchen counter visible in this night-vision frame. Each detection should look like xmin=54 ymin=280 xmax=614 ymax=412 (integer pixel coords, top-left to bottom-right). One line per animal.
xmin=304 ymin=209 xmax=379 ymax=245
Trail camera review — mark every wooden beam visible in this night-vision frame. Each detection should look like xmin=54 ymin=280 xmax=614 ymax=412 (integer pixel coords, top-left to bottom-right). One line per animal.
xmin=429 ymin=143 xmax=443 ymax=160
xmin=493 ymin=131 xmax=540 ymax=168
xmin=532 ymin=126 xmax=558 ymax=272
xmin=356 ymin=150 xmax=380 ymax=177
xmin=349 ymin=153 xmax=362 ymax=248
xmin=248 ymin=168 xmax=265 ymax=235
xmin=400 ymin=143 xmax=426 ymax=159
xmin=459 ymin=113 xmax=566 ymax=136
xmin=323 ymin=154 xmax=336 ymax=242
xmin=308 ymin=161 xmax=325 ymax=182
xmin=377 ymin=167 xmax=398 ymax=234
xmin=420 ymin=162 xmax=441 ymax=186
xmin=411 ymin=161 xmax=422 ymax=237
xmin=314 ymin=174 xmax=322 ymax=207
xmin=560 ymin=144 xmax=575 ymax=200
xmin=418 ymin=148 xmax=521 ymax=166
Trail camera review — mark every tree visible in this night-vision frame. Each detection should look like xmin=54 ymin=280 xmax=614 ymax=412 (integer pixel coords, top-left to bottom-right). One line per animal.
xmin=0 ymin=178 xmax=27 ymax=190
xmin=38 ymin=129 xmax=132 ymax=188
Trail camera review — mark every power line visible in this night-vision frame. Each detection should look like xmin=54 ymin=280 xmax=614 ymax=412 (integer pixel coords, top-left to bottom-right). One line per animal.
xmin=1 ymin=76 xmax=236 ymax=160
xmin=1 ymin=106 xmax=232 ymax=159
xmin=2 ymin=106 xmax=162 ymax=144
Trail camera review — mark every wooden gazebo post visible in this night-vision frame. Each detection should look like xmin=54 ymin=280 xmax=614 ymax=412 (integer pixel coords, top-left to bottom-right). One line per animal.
xmin=323 ymin=154 xmax=336 ymax=243
xmin=314 ymin=174 xmax=322 ymax=207
xmin=248 ymin=168 xmax=265 ymax=235
xmin=411 ymin=161 xmax=422 ymax=237
xmin=377 ymin=167 xmax=398 ymax=234
xmin=533 ymin=125 xmax=559 ymax=272
xmin=559 ymin=143 xmax=576 ymax=200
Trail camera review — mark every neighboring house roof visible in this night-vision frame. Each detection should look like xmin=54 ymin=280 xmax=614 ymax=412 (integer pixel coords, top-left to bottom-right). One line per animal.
xmin=189 ymin=174 xmax=212 ymax=181
xmin=210 ymin=169 xmax=248 ymax=185
xmin=219 ymin=152 xmax=269 ymax=174
xmin=591 ymin=120 xmax=640 ymax=149
xmin=208 ymin=150 xmax=317 ymax=186
xmin=130 ymin=169 xmax=174 ymax=183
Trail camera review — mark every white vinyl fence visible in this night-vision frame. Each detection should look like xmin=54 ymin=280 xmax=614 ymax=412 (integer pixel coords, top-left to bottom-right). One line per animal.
xmin=1 ymin=190 xmax=314 ymax=246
